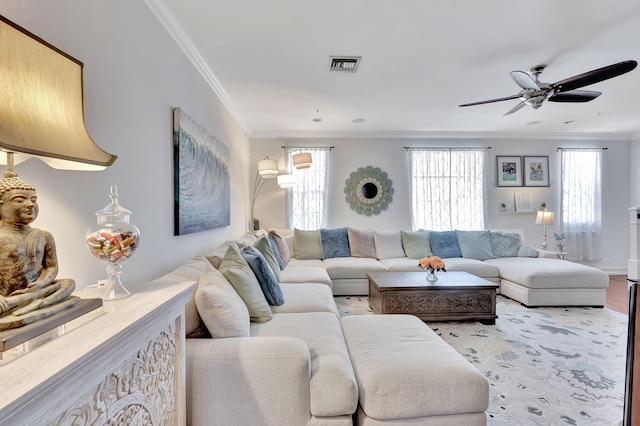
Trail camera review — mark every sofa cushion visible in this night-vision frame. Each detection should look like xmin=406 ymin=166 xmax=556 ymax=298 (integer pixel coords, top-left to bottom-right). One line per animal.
xmin=195 ymin=263 xmax=250 ymax=338
xmin=241 ymin=245 xmax=285 ymax=305
xmin=401 ymin=230 xmax=432 ymax=259
xmin=456 ymin=230 xmax=495 ymax=260
xmin=267 ymin=235 xmax=286 ymax=270
xmin=323 ymin=257 xmax=387 ymax=280
xmin=429 ymin=231 xmax=462 ymax=258
xmin=347 ymin=227 xmax=377 ymax=258
xmin=374 ymin=230 xmax=406 ymax=259
xmin=294 ymin=228 xmax=324 ymax=260
xmin=320 ymin=227 xmax=351 ymax=258
xmin=219 ymin=245 xmax=272 ymax=323
xmin=485 ymin=257 xmax=608 ymax=289
xmin=272 ymin=283 xmax=339 ymax=316
xmin=434 ymin=257 xmax=500 ymax=279
xmin=490 ymin=231 xmax=522 ymax=257
xmin=250 ymin=312 xmax=358 ymax=417
xmin=269 ymin=230 xmax=291 ymax=265
xmin=279 ymin=266 xmax=333 ymax=286
xmin=153 ymin=254 xmax=211 ymax=337
xmin=254 ymin=236 xmax=281 ymax=281
xmin=379 ymin=257 xmax=421 ymax=272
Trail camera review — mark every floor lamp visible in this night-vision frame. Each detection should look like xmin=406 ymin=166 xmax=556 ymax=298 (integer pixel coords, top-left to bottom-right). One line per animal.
xmin=535 ymin=210 xmax=555 ymax=250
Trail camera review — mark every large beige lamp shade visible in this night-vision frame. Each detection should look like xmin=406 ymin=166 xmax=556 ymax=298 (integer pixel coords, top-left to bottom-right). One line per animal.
xmin=258 ymin=158 xmax=279 ymax=178
xmin=293 ymin=152 xmax=312 ymax=169
xmin=0 ymin=16 xmax=116 ymax=170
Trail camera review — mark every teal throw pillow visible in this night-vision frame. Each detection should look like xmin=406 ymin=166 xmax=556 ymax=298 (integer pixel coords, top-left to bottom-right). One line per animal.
xmin=428 ymin=231 xmax=462 ymax=258
xmin=241 ymin=245 xmax=284 ymax=305
xmin=456 ymin=230 xmax=495 ymax=260
xmin=401 ymin=230 xmax=432 ymax=259
xmin=294 ymin=228 xmax=324 ymax=260
xmin=218 ymin=245 xmax=272 ymax=323
xmin=320 ymin=227 xmax=351 ymax=258
xmin=517 ymin=245 xmax=538 ymax=257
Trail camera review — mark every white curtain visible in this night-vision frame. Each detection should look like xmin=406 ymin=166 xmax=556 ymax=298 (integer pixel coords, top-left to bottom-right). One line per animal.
xmin=287 ymin=147 xmax=329 ymax=230
xmin=560 ymin=148 xmax=602 ymax=261
xmin=409 ymin=148 xmax=486 ymax=230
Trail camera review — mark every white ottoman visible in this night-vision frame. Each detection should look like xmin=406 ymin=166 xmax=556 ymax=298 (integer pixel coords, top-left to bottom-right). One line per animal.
xmin=341 ymin=315 xmax=488 ymax=425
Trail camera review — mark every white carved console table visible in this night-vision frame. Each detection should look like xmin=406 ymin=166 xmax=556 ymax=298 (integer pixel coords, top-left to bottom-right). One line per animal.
xmin=0 ymin=280 xmax=196 ymax=425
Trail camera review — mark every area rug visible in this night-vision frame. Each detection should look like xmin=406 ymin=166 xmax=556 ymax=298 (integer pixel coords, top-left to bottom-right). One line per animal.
xmin=335 ymin=295 xmax=628 ymax=426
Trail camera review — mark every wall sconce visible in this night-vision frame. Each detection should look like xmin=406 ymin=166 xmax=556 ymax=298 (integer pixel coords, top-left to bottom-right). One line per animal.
xmin=251 ymin=148 xmax=312 ymax=230
xmin=535 ymin=210 xmax=555 ymax=250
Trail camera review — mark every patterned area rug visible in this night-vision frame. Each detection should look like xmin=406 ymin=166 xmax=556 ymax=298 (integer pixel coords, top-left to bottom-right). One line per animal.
xmin=335 ymin=295 xmax=628 ymax=426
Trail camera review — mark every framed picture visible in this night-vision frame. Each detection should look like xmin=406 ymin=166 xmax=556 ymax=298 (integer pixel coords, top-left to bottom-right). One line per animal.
xmin=523 ymin=156 xmax=550 ymax=187
xmin=496 ymin=156 xmax=522 ymax=187
xmin=514 ymin=191 xmax=533 ymax=212
xmin=173 ymin=107 xmax=231 ymax=235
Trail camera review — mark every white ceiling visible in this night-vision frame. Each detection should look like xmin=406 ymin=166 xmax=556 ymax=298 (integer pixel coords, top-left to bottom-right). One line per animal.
xmin=150 ymin=0 xmax=640 ymax=139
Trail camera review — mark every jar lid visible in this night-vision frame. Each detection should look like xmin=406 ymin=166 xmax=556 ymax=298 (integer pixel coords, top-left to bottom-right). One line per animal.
xmin=95 ymin=185 xmax=132 ymax=224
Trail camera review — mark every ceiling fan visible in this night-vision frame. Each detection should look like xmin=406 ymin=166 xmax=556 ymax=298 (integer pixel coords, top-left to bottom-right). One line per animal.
xmin=459 ymin=60 xmax=637 ymax=116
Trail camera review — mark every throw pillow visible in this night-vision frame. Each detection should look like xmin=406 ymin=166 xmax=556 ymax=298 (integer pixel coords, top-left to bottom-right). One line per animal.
xmin=320 ymin=227 xmax=351 ymax=258
xmin=267 ymin=235 xmax=285 ymax=270
xmin=517 ymin=245 xmax=538 ymax=257
xmin=294 ymin=228 xmax=324 ymax=260
xmin=490 ymin=231 xmax=522 ymax=257
xmin=269 ymin=230 xmax=291 ymax=264
xmin=456 ymin=230 xmax=495 ymax=260
xmin=347 ymin=227 xmax=376 ymax=258
xmin=401 ymin=230 xmax=432 ymax=259
xmin=241 ymin=245 xmax=285 ymax=305
xmin=195 ymin=264 xmax=250 ymax=338
xmin=254 ymin=236 xmax=281 ymax=281
xmin=374 ymin=230 xmax=406 ymax=259
xmin=218 ymin=245 xmax=272 ymax=323
xmin=428 ymin=231 xmax=463 ymax=258
xmin=205 ymin=240 xmax=238 ymax=269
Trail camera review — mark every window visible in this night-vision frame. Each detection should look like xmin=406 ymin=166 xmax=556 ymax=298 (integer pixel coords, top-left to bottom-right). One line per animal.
xmin=287 ymin=148 xmax=329 ymax=230
xmin=409 ymin=148 xmax=486 ymax=230
xmin=560 ymin=148 xmax=602 ymax=261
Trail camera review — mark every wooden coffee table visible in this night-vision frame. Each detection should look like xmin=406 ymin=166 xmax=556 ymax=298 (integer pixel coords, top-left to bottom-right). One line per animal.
xmin=367 ymin=271 xmax=498 ymax=324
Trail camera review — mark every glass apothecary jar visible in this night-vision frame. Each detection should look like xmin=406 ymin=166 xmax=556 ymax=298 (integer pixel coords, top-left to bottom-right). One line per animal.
xmin=85 ymin=185 xmax=140 ymax=300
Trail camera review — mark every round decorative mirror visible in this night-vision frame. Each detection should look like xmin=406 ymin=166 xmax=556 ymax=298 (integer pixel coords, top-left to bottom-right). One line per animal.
xmin=344 ymin=166 xmax=393 ymax=216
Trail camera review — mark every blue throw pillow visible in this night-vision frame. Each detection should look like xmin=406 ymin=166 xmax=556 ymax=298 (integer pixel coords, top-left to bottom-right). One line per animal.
xmin=241 ymin=246 xmax=284 ymax=305
xmin=428 ymin=231 xmax=462 ymax=258
xmin=268 ymin=235 xmax=285 ymax=270
xmin=320 ymin=227 xmax=351 ymax=259
xmin=456 ymin=230 xmax=495 ymax=260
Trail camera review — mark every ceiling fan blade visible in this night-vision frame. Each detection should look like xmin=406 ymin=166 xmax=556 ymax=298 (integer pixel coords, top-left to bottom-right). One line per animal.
xmin=459 ymin=94 xmax=521 ymax=107
xmin=502 ymin=101 xmax=526 ymax=116
xmin=551 ymin=60 xmax=637 ymax=93
xmin=511 ymin=71 xmax=540 ymax=90
xmin=548 ymin=90 xmax=601 ymax=103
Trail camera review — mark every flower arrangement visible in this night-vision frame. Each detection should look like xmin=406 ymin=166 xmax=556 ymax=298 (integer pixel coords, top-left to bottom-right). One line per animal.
xmin=418 ymin=256 xmax=446 ymax=273
xmin=554 ymin=233 xmax=565 ymax=251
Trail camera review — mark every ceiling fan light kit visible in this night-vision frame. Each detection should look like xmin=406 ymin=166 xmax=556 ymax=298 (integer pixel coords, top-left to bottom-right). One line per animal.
xmin=459 ymin=60 xmax=638 ymax=116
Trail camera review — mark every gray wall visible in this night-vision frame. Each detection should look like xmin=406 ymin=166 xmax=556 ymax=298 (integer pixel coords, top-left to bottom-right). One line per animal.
xmin=252 ymin=136 xmax=631 ymax=274
xmin=1 ymin=1 xmax=250 ymax=289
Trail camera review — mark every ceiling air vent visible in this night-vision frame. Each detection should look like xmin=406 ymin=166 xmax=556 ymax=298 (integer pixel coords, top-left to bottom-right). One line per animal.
xmin=330 ymin=56 xmax=361 ymax=73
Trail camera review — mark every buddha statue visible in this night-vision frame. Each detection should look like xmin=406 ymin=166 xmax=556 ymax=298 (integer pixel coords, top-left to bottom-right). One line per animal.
xmin=0 ymin=170 xmax=78 ymax=331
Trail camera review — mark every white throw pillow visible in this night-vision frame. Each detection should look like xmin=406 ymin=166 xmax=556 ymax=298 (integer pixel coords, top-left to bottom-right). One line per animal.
xmin=375 ymin=230 xmax=406 ymax=259
xmin=195 ymin=263 xmax=250 ymax=338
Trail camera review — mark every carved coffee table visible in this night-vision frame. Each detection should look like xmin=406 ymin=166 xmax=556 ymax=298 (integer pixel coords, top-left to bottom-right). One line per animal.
xmin=367 ymin=271 xmax=498 ymax=324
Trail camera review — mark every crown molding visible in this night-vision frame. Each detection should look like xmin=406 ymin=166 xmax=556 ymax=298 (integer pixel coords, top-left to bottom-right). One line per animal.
xmin=144 ymin=0 xmax=250 ymax=135
xmin=251 ymin=130 xmax=633 ymax=141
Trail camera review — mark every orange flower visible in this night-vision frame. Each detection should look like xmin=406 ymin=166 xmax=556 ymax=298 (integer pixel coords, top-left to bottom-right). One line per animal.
xmin=417 ymin=256 xmax=446 ymax=272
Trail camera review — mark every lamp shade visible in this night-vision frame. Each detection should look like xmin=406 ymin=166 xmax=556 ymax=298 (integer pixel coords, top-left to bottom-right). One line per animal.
xmin=293 ymin=152 xmax=312 ymax=169
xmin=535 ymin=210 xmax=555 ymax=225
xmin=0 ymin=16 xmax=116 ymax=170
xmin=258 ymin=158 xmax=279 ymax=178
xmin=277 ymin=174 xmax=296 ymax=188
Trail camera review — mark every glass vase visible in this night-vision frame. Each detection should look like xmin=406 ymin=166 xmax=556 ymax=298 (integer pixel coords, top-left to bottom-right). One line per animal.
xmin=86 ymin=185 xmax=140 ymax=300
xmin=426 ymin=270 xmax=438 ymax=282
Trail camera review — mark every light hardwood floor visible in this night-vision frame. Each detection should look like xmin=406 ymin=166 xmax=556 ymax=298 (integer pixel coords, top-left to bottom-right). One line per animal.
xmin=606 ymin=275 xmax=631 ymax=315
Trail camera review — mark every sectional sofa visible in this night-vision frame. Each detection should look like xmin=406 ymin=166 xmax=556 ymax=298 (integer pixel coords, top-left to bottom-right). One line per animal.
xmin=152 ymin=227 xmax=608 ymax=425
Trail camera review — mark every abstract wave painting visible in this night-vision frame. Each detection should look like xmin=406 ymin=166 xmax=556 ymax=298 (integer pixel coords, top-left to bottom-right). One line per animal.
xmin=173 ymin=108 xmax=230 ymax=235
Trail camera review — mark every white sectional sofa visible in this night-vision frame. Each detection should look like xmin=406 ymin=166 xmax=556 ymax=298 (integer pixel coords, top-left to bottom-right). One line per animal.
xmin=152 ymin=226 xmax=608 ymax=425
